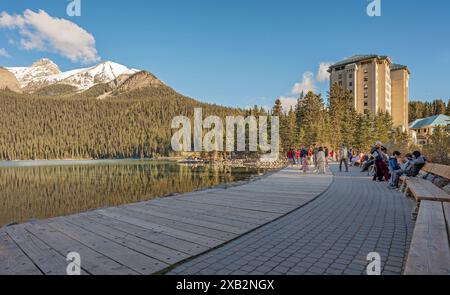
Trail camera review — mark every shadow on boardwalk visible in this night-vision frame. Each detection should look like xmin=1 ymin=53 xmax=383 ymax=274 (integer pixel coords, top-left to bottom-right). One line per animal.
xmin=168 ymin=164 xmax=416 ymax=275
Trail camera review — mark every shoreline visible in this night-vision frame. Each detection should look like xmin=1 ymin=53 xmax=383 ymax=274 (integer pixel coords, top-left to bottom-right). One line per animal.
xmin=0 ymin=157 xmax=288 ymax=169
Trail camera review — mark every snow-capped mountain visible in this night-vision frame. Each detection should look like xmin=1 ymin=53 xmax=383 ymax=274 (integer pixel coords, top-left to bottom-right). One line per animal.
xmin=7 ymin=59 xmax=139 ymax=92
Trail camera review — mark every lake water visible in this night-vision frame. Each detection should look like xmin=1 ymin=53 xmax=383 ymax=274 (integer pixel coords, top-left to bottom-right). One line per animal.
xmin=0 ymin=160 xmax=268 ymax=227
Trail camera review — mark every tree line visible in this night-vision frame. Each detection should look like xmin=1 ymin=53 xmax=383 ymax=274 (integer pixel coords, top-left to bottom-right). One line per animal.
xmin=409 ymin=99 xmax=450 ymax=122
xmin=0 ymin=87 xmax=242 ymax=160
xmin=0 ymin=83 xmax=448 ymax=162
xmin=272 ymin=84 xmax=403 ymax=154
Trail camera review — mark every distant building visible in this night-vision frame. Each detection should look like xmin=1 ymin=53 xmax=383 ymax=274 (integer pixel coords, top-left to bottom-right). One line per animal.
xmin=409 ymin=114 xmax=450 ymax=145
xmin=328 ymin=54 xmax=410 ymax=130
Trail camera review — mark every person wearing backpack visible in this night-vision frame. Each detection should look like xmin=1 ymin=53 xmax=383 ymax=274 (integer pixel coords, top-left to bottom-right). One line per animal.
xmin=371 ymin=141 xmax=385 ymax=182
xmin=339 ymin=144 xmax=349 ymax=172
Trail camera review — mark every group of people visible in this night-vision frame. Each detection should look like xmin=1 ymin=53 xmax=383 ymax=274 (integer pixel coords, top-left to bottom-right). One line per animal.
xmin=287 ymin=141 xmax=427 ymax=188
xmin=342 ymin=141 xmax=427 ymax=189
xmin=286 ymin=144 xmax=333 ymax=175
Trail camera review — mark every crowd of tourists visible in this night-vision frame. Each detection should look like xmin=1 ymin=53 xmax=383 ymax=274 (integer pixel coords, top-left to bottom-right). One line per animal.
xmin=286 ymin=141 xmax=427 ymax=189
xmin=286 ymin=144 xmax=333 ymax=175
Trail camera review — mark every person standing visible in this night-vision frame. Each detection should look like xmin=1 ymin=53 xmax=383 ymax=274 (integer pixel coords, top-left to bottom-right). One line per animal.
xmin=316 ymin=147 xmax=326 ymax=174
xmin=324 ymin=146 xmax=329 ymax=167
xmin=295 ymin=149 xmax=300 ymax=165
xmin=371 ymin=141 xmax=384 ymax=181
xmin=300 ymin=146 xmax=308 ymax=173
xmin=313 ymin=144 xmax=319 ymax=171
xmin=339 ymin=144 xmax=349 ymax=172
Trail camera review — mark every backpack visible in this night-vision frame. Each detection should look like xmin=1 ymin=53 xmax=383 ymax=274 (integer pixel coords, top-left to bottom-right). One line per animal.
xmin=341 ymin=147 xmax=348 ymax=159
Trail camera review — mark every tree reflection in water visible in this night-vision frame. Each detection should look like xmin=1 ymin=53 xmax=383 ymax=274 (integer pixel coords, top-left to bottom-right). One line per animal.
xmin=0 ymin=161 xmax=265 ymax=227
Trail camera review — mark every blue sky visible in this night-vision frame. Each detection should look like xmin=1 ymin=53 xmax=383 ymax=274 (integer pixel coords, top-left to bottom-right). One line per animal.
xmin=0 ymin=0 xmax=449 ymax=108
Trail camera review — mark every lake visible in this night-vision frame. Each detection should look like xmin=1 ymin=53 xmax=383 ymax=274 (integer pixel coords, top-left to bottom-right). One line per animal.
xmin=0 ymin=160 xmax=268 ymax=227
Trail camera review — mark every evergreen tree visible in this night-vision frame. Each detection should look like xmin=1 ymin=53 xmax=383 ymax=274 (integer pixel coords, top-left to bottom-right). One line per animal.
xmin=297 ymin=91 xmax=325 ymax=145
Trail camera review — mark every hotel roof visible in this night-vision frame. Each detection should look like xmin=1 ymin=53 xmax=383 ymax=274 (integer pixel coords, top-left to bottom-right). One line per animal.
xmin=390 ymin=63 xmax=410 ymax=74
xmin=329 ymin=54 xmax=390 ymax=68
xmin=409 ymin=114 xmax=450 ymax=129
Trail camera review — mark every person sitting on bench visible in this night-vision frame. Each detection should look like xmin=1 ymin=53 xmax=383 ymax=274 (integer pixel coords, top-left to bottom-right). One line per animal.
xmin=389 ymin=151 xmax=426 ymax=189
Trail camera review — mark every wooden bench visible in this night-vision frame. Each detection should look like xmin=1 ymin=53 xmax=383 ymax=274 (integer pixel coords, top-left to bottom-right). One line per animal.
xmin=404 ymin=201 xmax=450 ymax=275
xmin=400 ymin=163 xmax=450 ymax=204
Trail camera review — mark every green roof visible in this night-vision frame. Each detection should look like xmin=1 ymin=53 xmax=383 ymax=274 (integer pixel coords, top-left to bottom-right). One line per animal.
xmin=409 ymin=114 xmax=450 ymax=129
xmin=329 ymin=54 xmax=390 ymax=68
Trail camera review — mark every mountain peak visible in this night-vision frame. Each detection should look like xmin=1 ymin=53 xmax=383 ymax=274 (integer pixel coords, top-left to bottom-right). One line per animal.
xmin=115 ymin=70 xmax=165 ymax=93
xmin=7 ymin=59 xmax=140 ymax=92
xmin=31 ymin=58 xmax=60 ymax=73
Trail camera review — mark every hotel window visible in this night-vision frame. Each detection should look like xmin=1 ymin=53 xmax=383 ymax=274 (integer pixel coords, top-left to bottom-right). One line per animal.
xmin=364 ymin=84 xmax=368 ymax=89
xmin=349 ymin=74 xmax=353 ymax=79
xmin=338 ymin=74 xmax=342 ymax=79
xmin=364 ymin=77 xmax=368 ymax=82
xmin=349 ymin=82 xmax=353 ymax=87
xmin=339 ymin=81 xmax=343 ymax=86
xmin=364 ymin=93 xmax=368 ymax=98
xmin=364 ymin=69 xmax=368 ymax=74
xmin=364 ymin=102 xmax=368 ymax=107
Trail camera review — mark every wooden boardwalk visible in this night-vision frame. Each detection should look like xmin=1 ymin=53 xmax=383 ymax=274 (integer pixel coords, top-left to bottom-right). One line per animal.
xmin=0 ymin=168 xmax=332 ymax=275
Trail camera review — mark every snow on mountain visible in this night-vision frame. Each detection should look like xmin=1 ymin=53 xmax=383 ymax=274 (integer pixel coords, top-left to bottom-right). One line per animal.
xmin=7 ymin=59 xmax=61 ymax=90
xmin=7 ymin=59 xmax=140 ymax=91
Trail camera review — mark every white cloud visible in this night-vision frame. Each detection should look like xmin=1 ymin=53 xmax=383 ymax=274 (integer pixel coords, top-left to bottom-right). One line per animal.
xmin=0 ymin=9 xmax=99 ymax=64
xmin=278 ymin=96 xmax=298 ymax=112
xmin=0 ymin=48 xmax=10 ymax=57
xmin=278 ymin=62 xmax=333 ymax=112
xmin=317 ymin=62 xmax=332 ymax=83
xmin=291 ymin=71 xmax=316 ymax=95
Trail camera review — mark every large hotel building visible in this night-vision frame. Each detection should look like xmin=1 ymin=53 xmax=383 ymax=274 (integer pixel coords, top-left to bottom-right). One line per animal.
xmin=328 ymin=55 xmax=410 ymax=130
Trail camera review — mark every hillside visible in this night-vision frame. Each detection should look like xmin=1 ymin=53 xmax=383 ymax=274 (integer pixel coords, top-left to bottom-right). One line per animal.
xmin=0 ymin=68 xmax=22 ymax=93
xmin=0 ymin=86 xmax=243 ymax=160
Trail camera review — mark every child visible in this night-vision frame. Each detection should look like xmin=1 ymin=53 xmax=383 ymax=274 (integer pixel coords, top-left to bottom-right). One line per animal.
xmin=388 ymin=151 xmax=401 ymax=172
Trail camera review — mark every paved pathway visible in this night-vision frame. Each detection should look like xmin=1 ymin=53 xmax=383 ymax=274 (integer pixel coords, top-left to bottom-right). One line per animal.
xmin=168 ymin=165 xmax=416 ymax=275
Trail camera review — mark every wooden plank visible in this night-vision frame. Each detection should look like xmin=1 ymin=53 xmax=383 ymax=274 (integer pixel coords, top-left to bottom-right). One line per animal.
xmin=443 ymin=203 xmax=450 ymax=240
xmin=126 ymin=204 xmax=246 ymax=234
xmin=48 ymin=219 xmax=168 ymax=274
xmin=96 ymin=208 xmax=224 ymax=248
xmin=407 ymin=178 xmax=450 ymax=202
xmin=180 ymin=194 xmax=293 ymax=214
xmin=24 ymin=222 xmax=138 ymax=275
xmin=116 ymin=206 xmax=238 ymax=240
xmin=404 ymin=201 xmax=450 ymax=275
xmin=81 ymin=212 xmax=209 ymax=255
xmin=65 ymin=215 xmax=189 ymax=265
xmin=427 ymin=163 xmax=450 ymax=180
xmin=152 ymin=198 xmax=275 ymax=222
xmin=422 ymin=163 xmax=434 ymax=174
xmin=148 ymin=199 xmax=265 ymax=225
xmin=191 ymin=193 xmax=300 ymax=210
xmin=203 ymin=190 xmax=312 ymax=206
xmin=6 ymin=224 xmax=79 ymax=275
xmin=141 ymin=202 xmax=258 ymax=229
xmin=0 ymin=229 xmax=42 ymax=275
